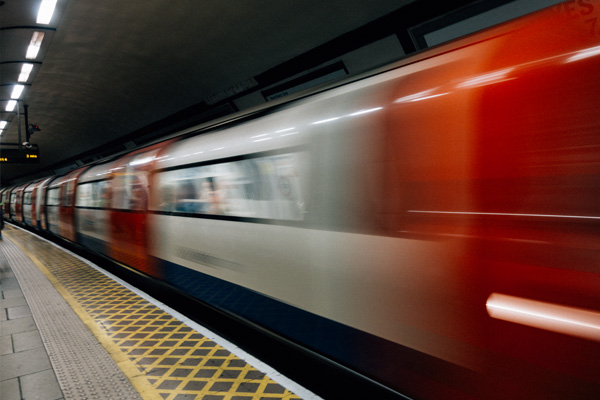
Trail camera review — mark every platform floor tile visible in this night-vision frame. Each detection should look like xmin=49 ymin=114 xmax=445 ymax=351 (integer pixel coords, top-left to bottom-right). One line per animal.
xmin=5 ymin=228 xmax=304 ymax=400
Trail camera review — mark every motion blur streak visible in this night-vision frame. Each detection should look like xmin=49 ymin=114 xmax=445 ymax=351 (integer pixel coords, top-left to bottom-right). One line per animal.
xmin=565 ymin=45 xmax=600 ymax=63
xmin=408 ymin=210 xmax=600 ymax=220
xmin=394 ymin=88 xmax=449 ymax=103
xmin=487 ymin=293 xmax=600 ymax=342
xmin=456 ymin=68 xmax=515 ymax=88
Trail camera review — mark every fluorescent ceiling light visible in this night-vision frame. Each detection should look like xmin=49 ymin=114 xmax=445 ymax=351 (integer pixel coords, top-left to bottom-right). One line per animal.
xmin=0 ymin=121 xmax=7 ymax=129
xmin=18 ymin=64 xmax=35 ymax=82
xmin=11 ymin=85 xmax=25 ymax=99
xmin=6 ymin=100 xmax=17 ymax=112
xmin=37 ymin=0 xmax=58 ymax=24
xmin=26 ymin=32 xmax=45 ymax=59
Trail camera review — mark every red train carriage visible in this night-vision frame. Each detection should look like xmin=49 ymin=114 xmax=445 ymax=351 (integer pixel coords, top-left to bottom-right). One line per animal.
xmin=22 ymin=180 xmax=42 ymax=227
xmin=107 ymin=141 xmax=174 ymax=277
xmin=11 ymin=183 xmax=27 ymax=223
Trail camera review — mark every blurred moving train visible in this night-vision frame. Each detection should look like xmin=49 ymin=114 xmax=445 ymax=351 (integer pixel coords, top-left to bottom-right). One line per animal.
xmin=2 ymin=2 xmax=600 ymax=398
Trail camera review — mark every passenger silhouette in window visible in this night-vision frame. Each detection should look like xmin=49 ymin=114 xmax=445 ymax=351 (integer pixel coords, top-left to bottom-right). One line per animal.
xmin=129 ymin=177 xmax=148 ymax=211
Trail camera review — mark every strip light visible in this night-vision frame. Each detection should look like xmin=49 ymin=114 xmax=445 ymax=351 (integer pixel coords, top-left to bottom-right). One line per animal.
xmin=37 ymin=0 xmax=58 ymax=24
xmin=11 ymin=85 xmax=25 ymax=99
xmin=26 ymin=32 xmax=45 ymax=59
xmin=18 ymin=64 xmax=34 ymax=82
xmin=6 ymin=100 xmax=17 ymax=112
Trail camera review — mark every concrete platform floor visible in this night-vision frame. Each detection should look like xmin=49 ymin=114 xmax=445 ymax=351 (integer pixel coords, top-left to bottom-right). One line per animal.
xmin=1 ymin=241 xmax=64 ymax=400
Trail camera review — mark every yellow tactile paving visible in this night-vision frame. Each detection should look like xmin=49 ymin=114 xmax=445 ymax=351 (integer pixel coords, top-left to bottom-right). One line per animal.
xmin=6 ymin=229 xmax=303 ymax=400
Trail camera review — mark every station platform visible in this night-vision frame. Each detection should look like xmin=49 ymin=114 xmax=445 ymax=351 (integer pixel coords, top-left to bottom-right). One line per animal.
xmin=0 ymin=224 xmax=320 ymax=400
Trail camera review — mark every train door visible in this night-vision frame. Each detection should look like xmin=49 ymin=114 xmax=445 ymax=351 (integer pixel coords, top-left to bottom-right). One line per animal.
xmin=39 ymin=177 xmax=55 ymax=230
xmin=0 ymin=188 xmax=8 ymax=226
xmin=8 ymin=188 xmax=16 ymax=221
xmin=58 ymin=168 xmax=87 ymax=242
xmin=30 ymin=181 xmax=39 ymax=228
xmin=12 ymin=185 xmax=25 ymax=222
xmin=75 ymin=159 xmax=118 ymax=255
xmin=46 ymin=179 xmax=62 ymax=235
xmin=108 ymin=142 xmax=170 ymax=277
xmin=23 ymin=183 xmax=36 ymax=226
xmin=0 ymin=188 xmax=9 ymax=216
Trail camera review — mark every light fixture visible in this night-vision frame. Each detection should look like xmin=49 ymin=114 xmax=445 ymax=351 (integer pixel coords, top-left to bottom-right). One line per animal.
xmin=37 ymin=0 xmax=58 ymax=24
xmin=26 ymin=32 xmax=45 ymax=59
xmin=6 ymin=100 xmax=17 ymax=112
xmin=0 ymin=121 xmax=7 ymax=129
xmin=11 ymin=85 xmax=25 ymax=99
xmin=18 ymin=64 xmax=34 ymax=82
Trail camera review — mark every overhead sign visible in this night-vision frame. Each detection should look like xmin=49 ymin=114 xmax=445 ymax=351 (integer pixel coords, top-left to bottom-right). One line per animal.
xmin=0 ymin=146 xmax=40 ymax=164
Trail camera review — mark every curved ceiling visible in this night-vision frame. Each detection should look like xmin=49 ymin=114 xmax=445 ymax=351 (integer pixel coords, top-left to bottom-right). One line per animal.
xmin=4 ymin=0 xmax=510 ymax=185
xmin=2 ymin=0 xmax=423 ymax=184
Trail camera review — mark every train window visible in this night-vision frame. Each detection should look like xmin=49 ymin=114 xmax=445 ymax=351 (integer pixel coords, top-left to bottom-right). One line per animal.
xmin=24 ymin=192 xmax=32 ymax=205
xmin=112 ymin=174 xmax=148 ymax=211
xmin=151 ymin=152 xmax=307 ymax=221
xmin=47 ymin=188 xmax=60 ymax=206
xmin=10 ymin=193 xmax=16 ymax=215
xmin=76 ymin=181 xmax=111 ymax=209
xmin=76 ymin=184 xmax=92 ymax=208
xmin=61 ymin=179 xmax=76 ymax=207
xmin=61 ymin=187 xmax=68 ymax=206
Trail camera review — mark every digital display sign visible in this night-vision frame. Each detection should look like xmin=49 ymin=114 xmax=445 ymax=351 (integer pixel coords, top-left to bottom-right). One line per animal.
xmin=0 ymin=147 xmax=40 ymax=164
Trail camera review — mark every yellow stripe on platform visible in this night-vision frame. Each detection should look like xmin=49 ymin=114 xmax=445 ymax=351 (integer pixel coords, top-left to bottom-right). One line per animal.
xmin=7 ymin=229 xmax=302 ymax=400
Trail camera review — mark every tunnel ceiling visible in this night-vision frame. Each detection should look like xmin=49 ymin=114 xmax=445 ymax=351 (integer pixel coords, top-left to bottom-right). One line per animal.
xmin=2 ymin=0 xmax=490 ymax=185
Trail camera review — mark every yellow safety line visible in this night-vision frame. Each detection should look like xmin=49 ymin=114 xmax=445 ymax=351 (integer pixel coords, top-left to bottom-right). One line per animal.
xmin=7 ymin=229 xmax=302 ymax=400
xmin=9 ymin=233 xmax=164 ymax=400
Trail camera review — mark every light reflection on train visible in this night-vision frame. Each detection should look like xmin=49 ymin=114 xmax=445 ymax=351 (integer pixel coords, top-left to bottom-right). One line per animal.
xmin=2 ymin=3 xmax=600 ymax=399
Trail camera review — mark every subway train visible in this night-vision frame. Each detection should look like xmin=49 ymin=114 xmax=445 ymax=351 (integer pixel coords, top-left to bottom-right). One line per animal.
xmin=2 ymin=3 xmax=600 ymax=399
